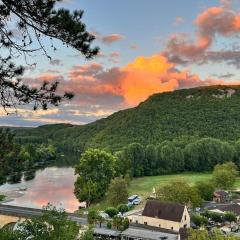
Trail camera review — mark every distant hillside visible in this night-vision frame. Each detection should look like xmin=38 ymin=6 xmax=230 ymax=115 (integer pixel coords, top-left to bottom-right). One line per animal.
xmin=14 ymin=85 xmax=240 ymax=151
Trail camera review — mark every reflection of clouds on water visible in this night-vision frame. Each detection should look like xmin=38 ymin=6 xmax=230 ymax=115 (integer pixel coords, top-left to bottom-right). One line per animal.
xmin=0 ymin=167 xmax=79 ymax=213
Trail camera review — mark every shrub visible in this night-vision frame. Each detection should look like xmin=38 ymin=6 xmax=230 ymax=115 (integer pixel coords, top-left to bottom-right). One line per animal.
xmin=117 ymin=204 xmax=129 ymax=214
xmin=123 ymin=218 xmax=130 ymax=230
xmin=107 ymin=221 xmax=112 ymax=229
xmin=224 ymin=211 xmax=236 ymax=222
xmin=202 ymin=211 xmax=223 ymax=223
xmin=105 ymin=207 xmax=119 ymax=218
xmin=192 ymin=214 xmax=208 ymax=227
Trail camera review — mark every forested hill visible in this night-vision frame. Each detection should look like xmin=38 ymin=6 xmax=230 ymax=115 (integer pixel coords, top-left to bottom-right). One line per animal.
xmin=14 ymin=85 xmax=240 ymax=151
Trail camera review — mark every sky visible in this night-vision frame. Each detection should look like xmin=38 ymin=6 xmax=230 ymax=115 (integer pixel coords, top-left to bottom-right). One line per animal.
xmin=1 ymin=0 xmax=240 ymax=127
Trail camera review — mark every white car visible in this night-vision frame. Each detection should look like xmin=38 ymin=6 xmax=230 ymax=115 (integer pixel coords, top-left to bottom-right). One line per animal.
xmin=133 ymin=197 xmax=141 ymax=205
xmin=128 ymin=195 xmax=141 ymax=205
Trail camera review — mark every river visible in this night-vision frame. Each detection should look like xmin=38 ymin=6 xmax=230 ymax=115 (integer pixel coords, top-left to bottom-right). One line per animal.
xmin=0 ymin=167 xmax=79 ymax=213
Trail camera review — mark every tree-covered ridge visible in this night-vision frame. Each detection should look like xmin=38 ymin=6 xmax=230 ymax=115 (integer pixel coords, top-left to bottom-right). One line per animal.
xmin=14 ymin=85 xmax=240 ymax=152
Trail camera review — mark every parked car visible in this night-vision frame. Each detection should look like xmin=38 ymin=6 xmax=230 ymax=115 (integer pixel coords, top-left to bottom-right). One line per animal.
xmin=128 ymin=195 xmax=141 ymax=205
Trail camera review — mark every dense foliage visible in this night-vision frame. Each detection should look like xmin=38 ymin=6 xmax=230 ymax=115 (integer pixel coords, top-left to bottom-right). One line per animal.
xmin=13 ymin=85 xmax=240 ymax=151
xmin=0 ymin=129 xmax=57 ymax=184
xmin=11 ymin=86 xmax=240 ymax=177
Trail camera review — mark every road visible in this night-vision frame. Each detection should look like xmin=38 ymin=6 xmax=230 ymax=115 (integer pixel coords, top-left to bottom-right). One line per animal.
xmin=0 ymin=204 xmax=87 ymax=225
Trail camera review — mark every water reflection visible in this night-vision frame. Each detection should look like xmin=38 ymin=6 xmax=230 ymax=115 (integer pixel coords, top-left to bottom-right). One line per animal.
xmin=0 ymin=167 xmax=79 ymax=213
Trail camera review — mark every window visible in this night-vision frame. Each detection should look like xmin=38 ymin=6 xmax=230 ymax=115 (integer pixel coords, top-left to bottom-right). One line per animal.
xmin=159 ymin=224 xmax=161 ymax=227
xmin=171 ymin=227 xmax=173 ymax=230
xmin=185 ymin=215 xmax=186 ymax=220
xmin=144 ymin=222 xmax=148 ymax=225
xmin=136 ymin=220 xmax=138 ymax=224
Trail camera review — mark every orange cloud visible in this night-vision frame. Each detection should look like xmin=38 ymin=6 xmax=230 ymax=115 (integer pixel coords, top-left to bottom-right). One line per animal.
xmin=63 ymin=54 xmax=235 ymax=107
xmin=121 ymin=55 xmax=175 ymax=105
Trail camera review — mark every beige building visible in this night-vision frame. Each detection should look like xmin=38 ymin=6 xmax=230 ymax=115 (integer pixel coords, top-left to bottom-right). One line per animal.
xmin=127 ymin=200 xmax=190 ymax=232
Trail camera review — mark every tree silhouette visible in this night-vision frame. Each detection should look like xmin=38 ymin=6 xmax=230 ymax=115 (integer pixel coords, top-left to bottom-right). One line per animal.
xmin=0 ymin=0 xmax=99 ymax=112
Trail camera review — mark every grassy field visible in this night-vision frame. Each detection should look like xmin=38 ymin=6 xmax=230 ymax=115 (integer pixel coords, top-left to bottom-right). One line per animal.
xmin=87 ymin=172 xmax=240 ymax=212
xmin=128 ymin=172 xmax=212 ymax=199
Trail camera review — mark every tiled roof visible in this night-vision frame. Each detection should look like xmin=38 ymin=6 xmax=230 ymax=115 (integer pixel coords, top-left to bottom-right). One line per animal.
xmin=142 ymin=200 xmax=185 ymax=222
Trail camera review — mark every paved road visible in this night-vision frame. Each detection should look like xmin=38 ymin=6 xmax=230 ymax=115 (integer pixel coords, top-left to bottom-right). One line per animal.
xmin=0 ymin=204 xmax=87 ymax=225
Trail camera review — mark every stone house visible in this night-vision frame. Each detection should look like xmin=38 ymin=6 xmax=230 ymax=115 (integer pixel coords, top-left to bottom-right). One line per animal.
xmin=127 ymin=200 xmax=190 ymax=232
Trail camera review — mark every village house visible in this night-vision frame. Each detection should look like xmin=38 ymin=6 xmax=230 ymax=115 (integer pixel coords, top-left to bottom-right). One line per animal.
xmin=213 ymin=190 xmax=230 ymax=203
xmin=127 ymin=200 xmax=190 ymax=232
xmin=209 ymin=203 xmax=240 ymax=219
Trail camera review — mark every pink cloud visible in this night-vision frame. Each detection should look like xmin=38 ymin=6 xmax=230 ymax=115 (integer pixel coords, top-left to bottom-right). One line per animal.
xmin=165 ymin=3 xmax=240 ymax=65
xmin=101 ymin=34 xmax=125 ymax=44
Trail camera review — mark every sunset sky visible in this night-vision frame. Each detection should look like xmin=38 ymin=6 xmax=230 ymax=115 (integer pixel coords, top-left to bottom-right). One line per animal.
xmin=1 ymin=0 xmax=240 ymax=126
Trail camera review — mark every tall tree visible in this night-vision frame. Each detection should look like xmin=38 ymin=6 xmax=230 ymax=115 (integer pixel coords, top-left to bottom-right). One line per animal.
xmin=184 ymin=138 xmax=233 ymax=172
xmin=156 ymin=178 xmax=202 ymax=208
xmin=74 ymin=148 xmax=116 ymax=204
xmin=160 ymin=142 xmax=184 ymax=173
xmin=123 ymin=143 xmax=145 ymax=177
xmin=107 ymin=177 xmax=128 ymax=207
xmin=195 ymin=180 xmax=215 ymax=201
xmin=0 ymin=0 xmax=99 ymax=111
xmin=213 ymin=162 xmax=238 ymax=189
xmin=145 ymin=144 xmax=157 ymax=175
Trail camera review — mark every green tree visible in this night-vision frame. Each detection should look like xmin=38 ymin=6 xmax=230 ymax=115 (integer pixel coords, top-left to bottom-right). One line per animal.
xmin=184 ymin=138 xmax=233 ymax=172
xmin=117 ymin=204 xmax=129 ymax=214
xmin=156 ymin=178 xmax=202 ymax=208
xmin=213 ymin=162 xmax=238 ymax=189
xmin=87 ymin=209 xmax=99 ymax=225
xmin=0 ymin=129 xmax=27 ymax=183
xmin=74 ymin=149 xmax=116 ymax=203
xmin=107 ymin=177 xmax=128 ymax=207
xmin=224 ymin=211 xmax=237 ymax=222
xmin=234 ymin=140 xmax=240 ymax=167
xmin=145 ymin=144 xmax=157 ymax=175
xmin=122 ymin=218 xmax=130 ymax=230
xmin=105 ymin=207 xmax=119 ymax=218
xmin=195 ymin=180 xmax=215 ymax=201
xmin=123 ymin=143 xmax=145 ymax=177
xmin=160 ymin=142 xmax=184 ymax=173
xmin=112 ymin=216 xmax=123 ymax=230
xmin=192 ymin=214 xmax=208 ymax=227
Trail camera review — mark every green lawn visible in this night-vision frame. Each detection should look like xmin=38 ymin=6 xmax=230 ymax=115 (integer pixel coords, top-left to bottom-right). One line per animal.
xmin=85 ymin=172 xmax=240 ymax=212
xmin=128 ymin=172 xmax=212 ymax=199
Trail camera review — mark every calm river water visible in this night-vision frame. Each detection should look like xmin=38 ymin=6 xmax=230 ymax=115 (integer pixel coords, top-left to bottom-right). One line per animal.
xmin=0 ymin=167 xmax=79 ymax=213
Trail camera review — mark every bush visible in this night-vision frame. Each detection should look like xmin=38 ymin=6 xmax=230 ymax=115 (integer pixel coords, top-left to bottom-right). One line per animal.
xmin=192 ymin=214 xmax=208 ymax=227
xmin=123 ymin=218 xmax=129 ymax=230
xmin=224 ymin=211 xmax=236 ymax=222
xmin=107 ymin=221 xmax=112 ymax=229
xmin=202 ymin=211 xmax=223 ymax=223
xmin=105 ymin=207 xmax=119 ymax=218
xmin=0 ymin=195 xmax=5 ymax=201
xmin=117 ymin=204 xmax=129 ymax=214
